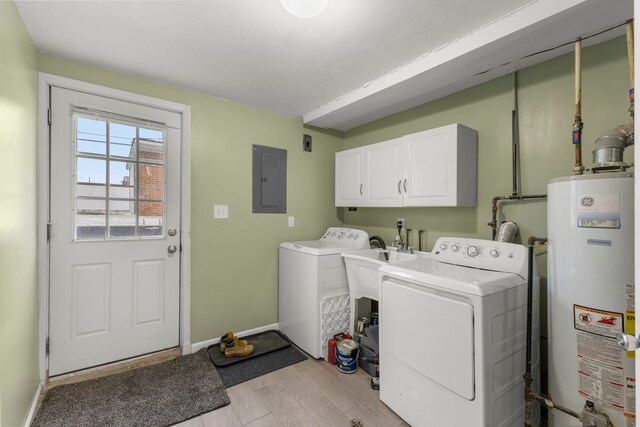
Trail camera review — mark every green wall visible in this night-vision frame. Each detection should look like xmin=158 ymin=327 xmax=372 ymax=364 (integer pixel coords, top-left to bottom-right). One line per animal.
xmin=342 ymin=36 xmax=633 ymax=341
xmin=38 ymin=54 xmax=344 ymax=344
xmin=2 ymin=5 xmax=633 ymax=423
xmin=0 ymin=2 xmax=40 ymax=426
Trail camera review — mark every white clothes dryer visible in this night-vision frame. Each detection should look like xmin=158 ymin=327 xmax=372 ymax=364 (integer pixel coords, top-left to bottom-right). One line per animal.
xmin=279 ymin=227 xmax=368 ymax=359
xmin=378 ymin=237 xmax=540 ymax=427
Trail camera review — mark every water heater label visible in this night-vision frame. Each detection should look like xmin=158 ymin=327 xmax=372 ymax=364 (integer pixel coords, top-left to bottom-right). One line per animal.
xmin=625 ymin=377 xmax=636 ymax=424
xmin=576 ymin=192 xmax=621 ymax=229
xmin=576 ymin=331 xmax=625 ymax=414
xmin=574 ymin=305 xmax=623 ymax=338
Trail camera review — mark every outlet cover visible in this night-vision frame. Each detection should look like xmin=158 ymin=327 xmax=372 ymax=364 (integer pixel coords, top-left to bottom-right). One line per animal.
xmin=214 ymin=204 xmax=229 ymax=219
xmin=396 ymin=217 xmax=405 ymax=228
xmin=288 ymin=216 xmax=295 ymax=227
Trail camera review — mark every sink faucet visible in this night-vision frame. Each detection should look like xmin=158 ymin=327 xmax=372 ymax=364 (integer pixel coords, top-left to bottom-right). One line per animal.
xmin=395 ymin=221 xmax=413 ymax=253
xmin=369 ymin=236 xmax=389 ymax=261
xmin=369 ymin=235 xmax=386 ymax=250
xmin=396 ymin=220 xmax=405 ymax=249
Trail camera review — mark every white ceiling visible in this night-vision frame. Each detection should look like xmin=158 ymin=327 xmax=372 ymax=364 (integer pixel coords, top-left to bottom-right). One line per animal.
xmin=16 ymin=0 xmax=633 ymax=131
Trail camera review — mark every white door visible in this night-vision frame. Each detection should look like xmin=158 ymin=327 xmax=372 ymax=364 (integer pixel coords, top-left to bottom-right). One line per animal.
xmin=335 ymin=147 xmax=364 ymax=207
xmin=364 ymin=138 xmax=404 ymax=207
xmin=48 ymin=87 xmax=181 ymax=376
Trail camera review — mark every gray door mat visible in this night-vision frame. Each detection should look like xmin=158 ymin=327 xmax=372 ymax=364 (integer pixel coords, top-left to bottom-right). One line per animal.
xmin=31 ymin=349 xmax=229 ymax=427
xmin=214 ymin=343 xmax=308 ymax=388
xmin=207 ymin=329 xmax=291 ymax=367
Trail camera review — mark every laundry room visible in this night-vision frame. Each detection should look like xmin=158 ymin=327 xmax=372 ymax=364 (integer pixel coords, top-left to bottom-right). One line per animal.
xmin=1 ymin=1 xmax=637 ymax=427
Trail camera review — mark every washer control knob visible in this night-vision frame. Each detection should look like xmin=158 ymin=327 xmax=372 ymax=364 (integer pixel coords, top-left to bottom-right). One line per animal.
xmin=451 ymin=244 xmax=460 ymax=253
xmin=467 ymin=245 xmax=479 ymax=257
xmin=439 ymin=243 xmax=448 ymax=251
xmin=353 ymin=234 xmax=359 ymax=239
xmin=490 ymin=249 xmax=499 ymax=258
xmin=338 ymin=232 xmax=345 ymax=239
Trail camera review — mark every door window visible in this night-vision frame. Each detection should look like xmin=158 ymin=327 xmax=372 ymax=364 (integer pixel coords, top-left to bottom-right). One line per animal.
xmin=74 ymin=114 xmax=166 ymax=240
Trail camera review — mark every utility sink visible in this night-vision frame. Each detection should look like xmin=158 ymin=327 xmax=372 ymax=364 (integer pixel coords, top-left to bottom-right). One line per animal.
xmin=342 ymin=249 xmax=425 ymax=301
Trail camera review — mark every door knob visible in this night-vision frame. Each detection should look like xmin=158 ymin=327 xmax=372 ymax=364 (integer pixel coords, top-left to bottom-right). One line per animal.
xmin=168 ymin=228 xmax=177 ymax=237
xmin=167 ymin=245 xmax=178 ymax=254
xmin=616 ymin=332 xmax=640 ymax=351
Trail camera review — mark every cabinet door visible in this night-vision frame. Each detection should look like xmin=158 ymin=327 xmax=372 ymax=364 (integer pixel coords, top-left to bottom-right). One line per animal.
xmin=335 ymin=147 xmax=364 ymax=207
xmin=364 ymin=138 xmax=404 ymax=207
xmin=404 ymin=124 xmax=469 ymax=207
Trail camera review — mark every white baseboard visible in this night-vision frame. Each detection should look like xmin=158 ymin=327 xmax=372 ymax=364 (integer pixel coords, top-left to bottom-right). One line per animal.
xmin=24 ymin=381 xmax=43 ymax=427
xmin=190 ymin=323 xmax=279 ymax=353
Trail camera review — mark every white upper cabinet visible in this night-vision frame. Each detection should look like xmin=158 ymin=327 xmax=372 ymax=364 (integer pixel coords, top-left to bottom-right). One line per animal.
xmin=335 ymin=147 xmax=365 ymax=207
xmin=364 ymin=138 xmax=404 ymax=207
xmin=403 ymin=124 xmax=477 ymax=207
xmin=335 ymin=123 xmax=477 ymax=207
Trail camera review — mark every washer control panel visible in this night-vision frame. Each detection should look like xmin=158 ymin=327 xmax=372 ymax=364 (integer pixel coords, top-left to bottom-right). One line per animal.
xmin=321 ymin=227 xmax=369 ymax=249
xmin=432 ymin=237 xmax=530 ymax=278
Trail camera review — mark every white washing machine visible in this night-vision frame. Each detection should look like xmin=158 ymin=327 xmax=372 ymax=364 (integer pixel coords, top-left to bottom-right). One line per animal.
xmin=378 ymin=237 xmax=540 ymax=427
xmin=279 ymin=227 xmax=369 ymax=359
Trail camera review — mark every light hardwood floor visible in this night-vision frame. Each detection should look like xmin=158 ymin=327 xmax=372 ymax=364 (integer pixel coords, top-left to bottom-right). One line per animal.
xmin=174 ymin=358 xmax=409 ymax=427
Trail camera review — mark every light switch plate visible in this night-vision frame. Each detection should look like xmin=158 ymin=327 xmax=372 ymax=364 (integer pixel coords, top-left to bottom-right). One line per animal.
xmin=214 ymin=204 xmax=229 ymax=219
xmin=288 ymin=216 xmax=295 ymax=227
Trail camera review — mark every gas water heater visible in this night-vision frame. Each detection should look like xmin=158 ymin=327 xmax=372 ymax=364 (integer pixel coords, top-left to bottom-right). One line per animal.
xmin=547 ymin=171 xmax=635 ymax=427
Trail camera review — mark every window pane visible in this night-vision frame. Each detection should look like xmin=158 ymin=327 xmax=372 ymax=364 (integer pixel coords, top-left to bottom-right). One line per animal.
xmin=139 ymin=127 xmax=163 ymax=164
xmin=75 ymin=199 xmax=106 ymax=239
xmin=109 ymin=200 xmax=136 ymax=238
xmin=109 ymin=122 xmax=136 ymax=159
xmin=139 ymin=164 xmax=164 ymax=201
xmin=76 ymin=117 xmax=106 ymax=155
xmin=110 ymin=161 xmax=136 ymax=199
xmin=139 ymin=202 xmax=163 ymax=237
xmin=76 ymin=158 xmax=106 ymax=197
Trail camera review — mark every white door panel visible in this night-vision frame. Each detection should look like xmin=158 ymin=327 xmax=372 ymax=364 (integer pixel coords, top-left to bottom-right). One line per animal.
xmin=381 ymin=279 xmax=475 ymax=400
xmin=49 ymin=87 xmax=181 ymax=375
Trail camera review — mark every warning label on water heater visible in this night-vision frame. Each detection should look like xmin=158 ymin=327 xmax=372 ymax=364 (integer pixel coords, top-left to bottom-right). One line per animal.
xmin=577 ymin=332 xmax=625 ymax=414
xmin=626 ymin=377 xmax=636 ymax=426
xmin=575 ymin=305 xmax=626 ymax=415
xmin=574 ymin=305 xmax=624 ymax=338
xmin=576 ymin=192 xmax=621 ymax=229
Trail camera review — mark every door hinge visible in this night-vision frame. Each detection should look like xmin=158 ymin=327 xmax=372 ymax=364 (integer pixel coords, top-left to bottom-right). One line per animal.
xmin=47 ymin=223 xmax=52 ymax=241
xmin=47 ymin=108 xmax=52 ymax=126
xmin=46 ymin=337 xmax=50 ymax=354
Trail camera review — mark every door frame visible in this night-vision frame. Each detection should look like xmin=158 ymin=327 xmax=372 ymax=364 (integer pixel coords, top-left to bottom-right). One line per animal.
xmin=37 ymin=73 xmax=192 ymax=381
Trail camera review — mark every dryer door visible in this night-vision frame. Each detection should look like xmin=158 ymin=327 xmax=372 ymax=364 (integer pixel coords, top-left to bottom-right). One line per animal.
xmin=381 ymin=279 xmax=475 ymax=400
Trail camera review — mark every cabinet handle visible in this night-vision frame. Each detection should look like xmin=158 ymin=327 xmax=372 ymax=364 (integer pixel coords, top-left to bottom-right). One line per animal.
xmin=360 ymin=183 xmax=363 ymax=195
xmin=398 ymin=180 xmax=402 ymax=194
xmin=404 ymin=179 xmax=408 ymax=193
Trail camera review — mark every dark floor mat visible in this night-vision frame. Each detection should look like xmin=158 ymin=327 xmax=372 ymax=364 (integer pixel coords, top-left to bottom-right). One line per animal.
xmin=31 ymin=349 xmax=229 ymax=427
xmin=215 ymin=344 xmax=308 ymax=388
xmin=207 ymin=330 xmax=291 ymax=367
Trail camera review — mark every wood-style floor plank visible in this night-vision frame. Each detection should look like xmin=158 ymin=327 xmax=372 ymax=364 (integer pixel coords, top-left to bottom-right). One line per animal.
xmin=227 ymin=381 xmax=271 ymax=425
xmin=172 ymin=357 xmax=404 ymax=427
xmin=201 ymin=404 xmax=243 ymax=427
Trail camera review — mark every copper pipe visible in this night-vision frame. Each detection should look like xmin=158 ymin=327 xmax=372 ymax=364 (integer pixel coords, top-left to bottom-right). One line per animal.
xmin=573 ymin=40 xmax=585 ymax=175
xmin=627 ymin=20 xmax=634 ymax=117
xmin=627 ymin=20 xmax=634 ymax=90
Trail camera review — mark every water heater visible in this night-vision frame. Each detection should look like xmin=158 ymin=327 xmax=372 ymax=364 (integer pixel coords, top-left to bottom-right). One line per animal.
xmin=547 ymin=172 xmax=635 ymax=427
